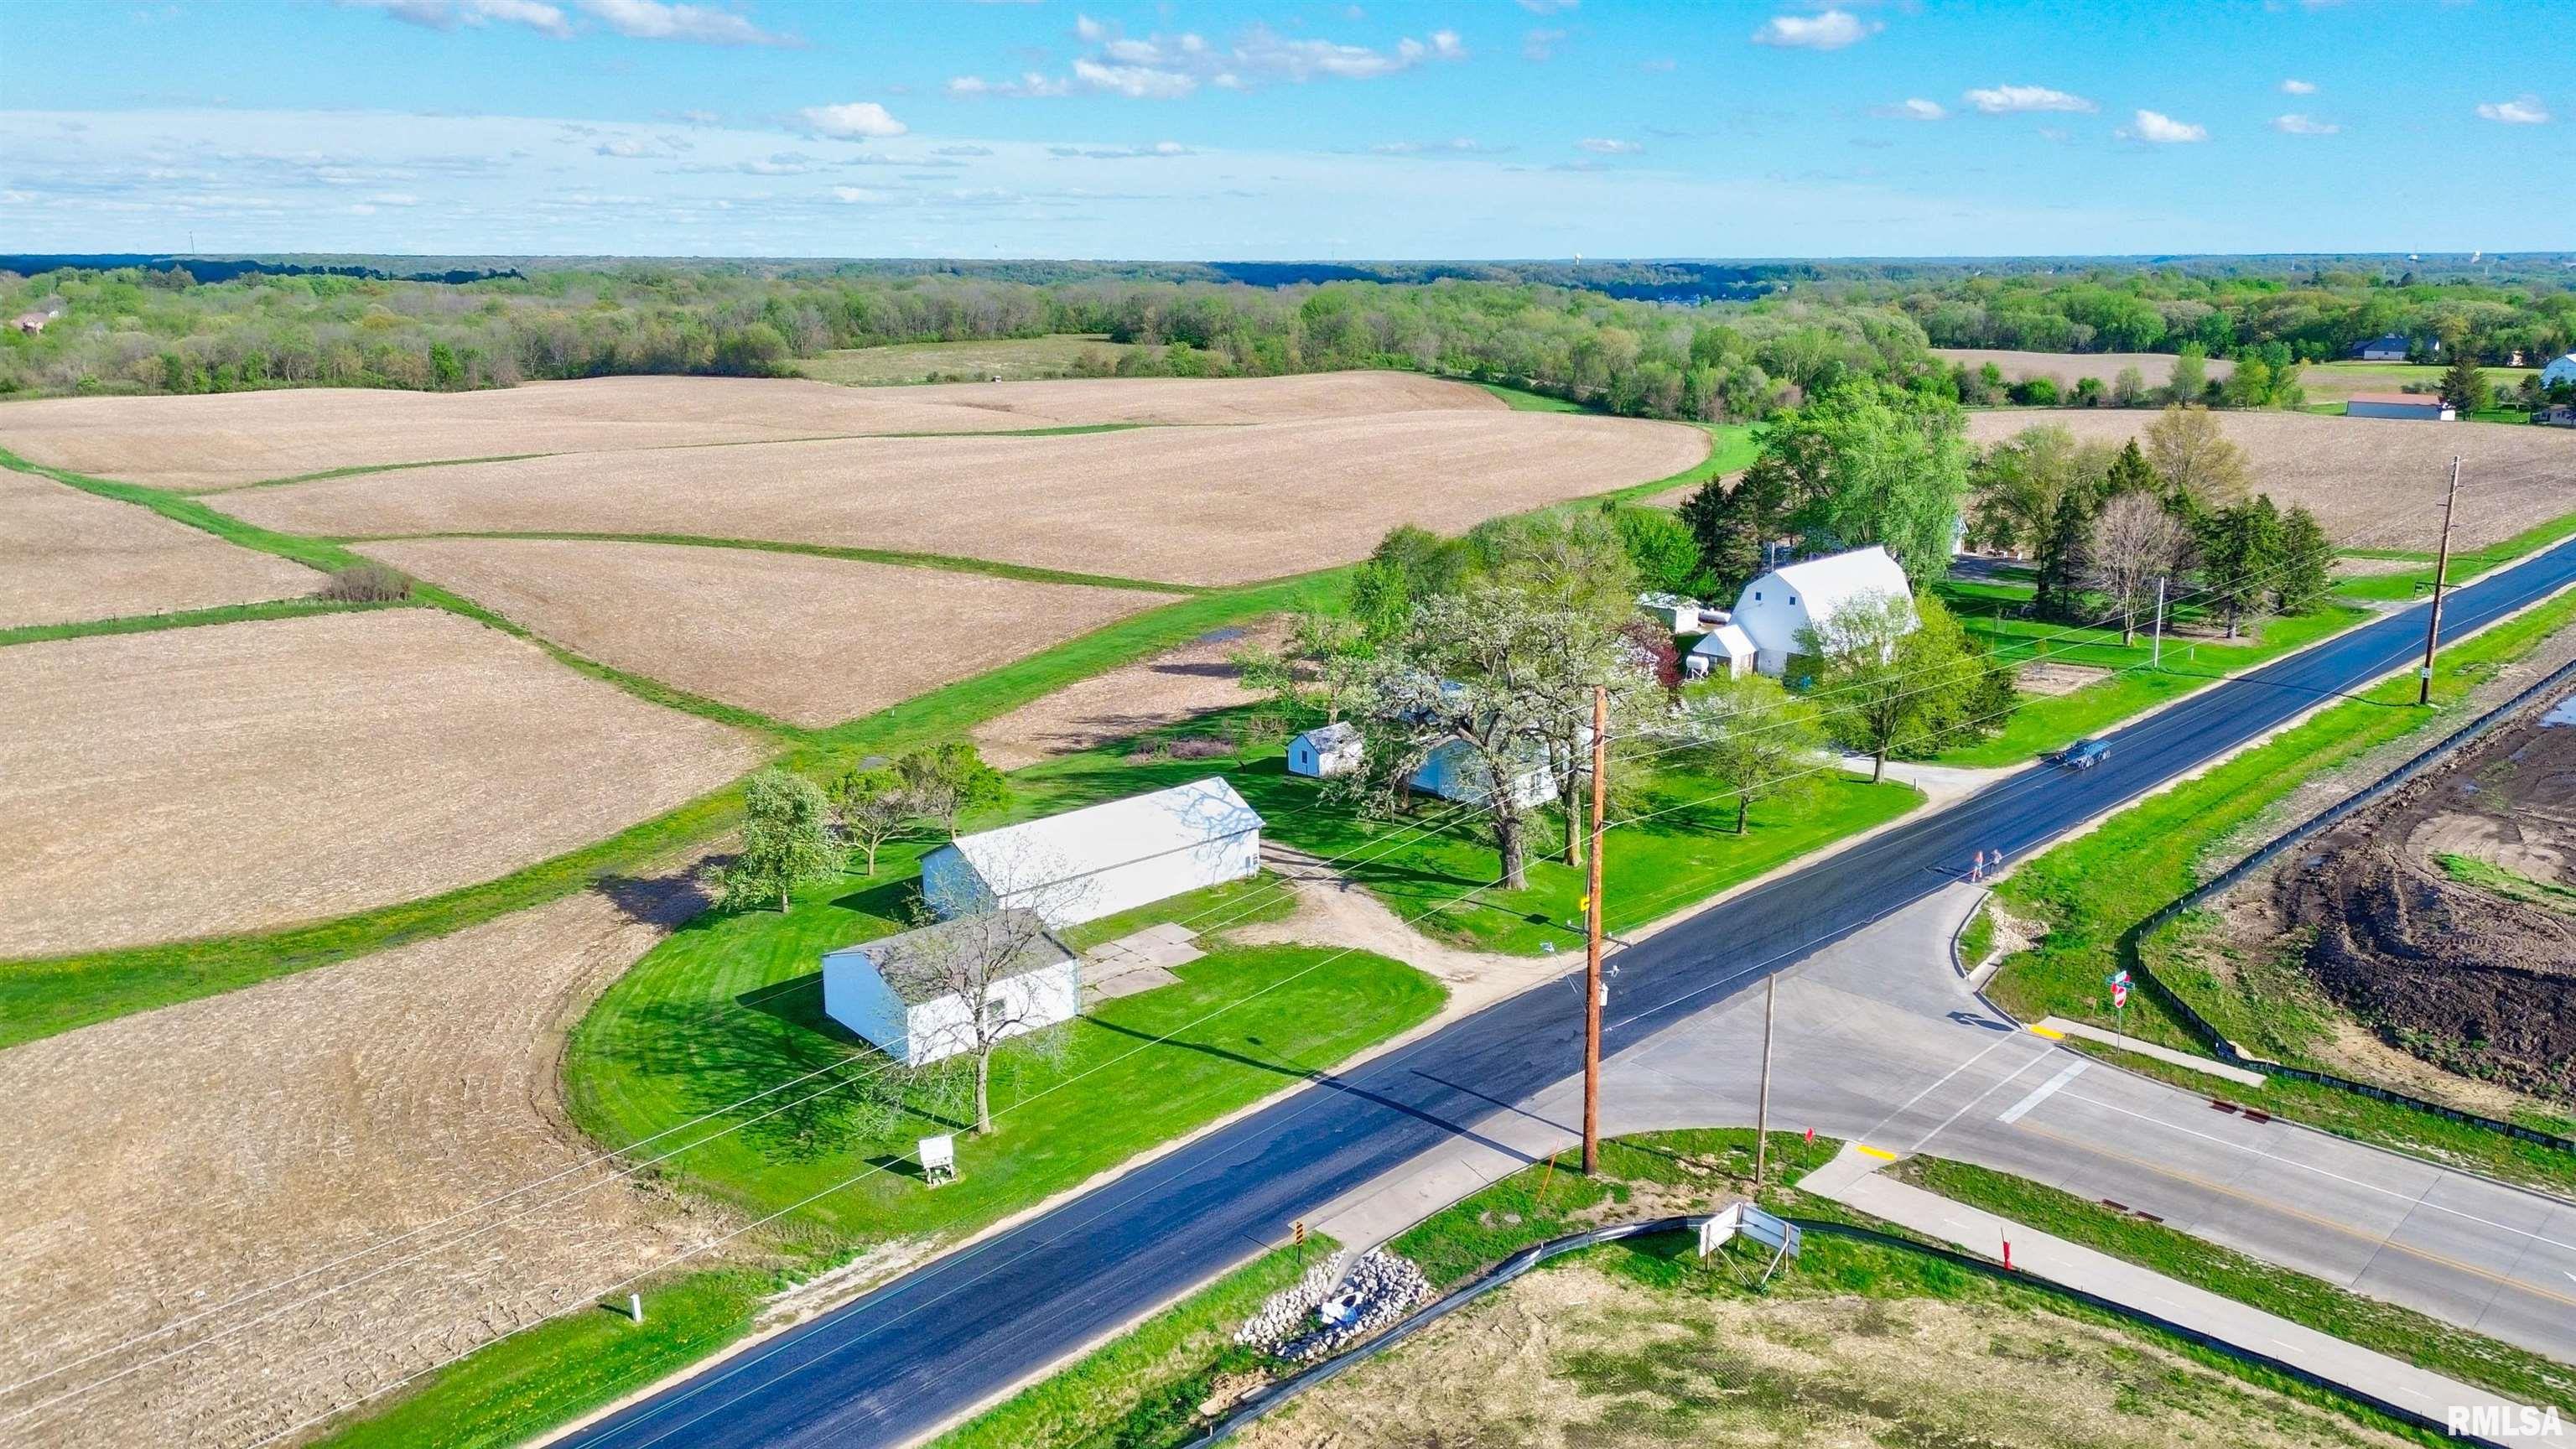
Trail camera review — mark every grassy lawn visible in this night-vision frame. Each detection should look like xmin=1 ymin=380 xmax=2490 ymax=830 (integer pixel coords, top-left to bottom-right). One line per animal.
xmin=797 ymin=333 xmax=1144 ymax=385
xmin=2298 ymin=361 xmax=2536 ymax=399
xmin=927 ymin=1239 xmax=1325 ymax=1449
xmin=564 ymin=844 xmax=1443 ymax=1233
xmin=0 ymin=594 xmax=413 ymax=648
xmin=1929 ymin=573 xmax=2368 ymax=767
xmin=2332 ymin=506 xmax=2576 ymax=605
xmin=1986 ymin=582 xmax=2576 ymax=1190
xmin=1476 ymin=380 xmax=1591 ymax=412
xmin=1894 ymin=1155 xmax=2576 ymax=1413
xmin=1010 ymin=718 xmax=1921 ymax=956
xmin=1956 ymin=901 xmax=1995 ymax=968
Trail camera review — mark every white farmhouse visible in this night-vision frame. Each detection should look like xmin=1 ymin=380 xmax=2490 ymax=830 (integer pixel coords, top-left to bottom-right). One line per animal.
xmin=920 ymin=776 xmax=1263 ymax=928
xmin=821 ymin=910 xmax=1079 ymax=1067
xmin=1410 ymin=738 xmax=1558 ymax=808
xmin=1286 ymin=720 xmax=1363 ymax=778
xmin=1685 ymin=617 xmax=1758 ymax=680
xmin=1729 ymin=544 xmax=1914 ymax=677
xmin=2542 ymin=352 xmax=2576 ymax=390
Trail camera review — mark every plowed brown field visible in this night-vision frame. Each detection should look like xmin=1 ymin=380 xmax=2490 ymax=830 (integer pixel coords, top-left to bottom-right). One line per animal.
xmin=356 ymin=538 xmax=1179 ymax=727
xmin=0 ymin=610 xmax=764 ymax=957
xmin=0 ymin=371 xmax=1500 ymax=491
xmin=226 ymin=409 xmax=1709 ymax=586
xmin=0 ymin=880 xmax=726 ymax=1449
xmin=0 ymin=467 xmax=319 ymax=627
xmin=1965 ymin=409 xmax=2576 ymax=549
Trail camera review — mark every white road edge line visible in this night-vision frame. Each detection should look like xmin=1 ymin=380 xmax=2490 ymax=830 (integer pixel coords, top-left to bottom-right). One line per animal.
xmin=1997 ymin=1060 xmax=2089 ymax=1125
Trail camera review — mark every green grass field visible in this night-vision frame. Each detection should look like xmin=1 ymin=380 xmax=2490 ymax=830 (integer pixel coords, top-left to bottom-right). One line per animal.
xmin=797 ymin=333 xmax=1145 ymax=385
xmin=2298 ymin=360 xmax=2537 ymax=400
xmin=1009 ymin=715 xmax=1921 ymax=955
xmin=1929 ymin=573 xmax=2367 ymax=767
xmin=2332 ymin=507 xmax=2576 ymax=604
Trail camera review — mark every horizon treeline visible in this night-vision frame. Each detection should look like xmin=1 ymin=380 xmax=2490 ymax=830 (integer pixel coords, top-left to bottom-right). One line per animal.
xmin=1 ymin=257 xmax=2567 ymax=418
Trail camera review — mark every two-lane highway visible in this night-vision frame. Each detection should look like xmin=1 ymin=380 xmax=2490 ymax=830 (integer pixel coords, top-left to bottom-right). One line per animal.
xmin=560 ymin=537 xmax=2576 ymax=1449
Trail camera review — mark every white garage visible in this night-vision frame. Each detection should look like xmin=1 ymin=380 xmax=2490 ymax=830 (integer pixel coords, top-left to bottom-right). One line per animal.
xmin=821 ymin=909 xmax=1080 ymax=1067
xmin=920 ymin=776 xmax=1265 ymax=928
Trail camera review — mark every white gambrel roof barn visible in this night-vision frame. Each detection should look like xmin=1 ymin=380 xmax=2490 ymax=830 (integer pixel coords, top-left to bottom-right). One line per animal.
xmin=1730 ymin=544 xmax=1914 ymax=677
xmin=921 ymin=776 xmax=1264 ymax=928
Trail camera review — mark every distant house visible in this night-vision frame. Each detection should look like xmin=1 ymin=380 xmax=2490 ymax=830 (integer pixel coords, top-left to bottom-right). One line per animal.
xmin=1410 ymin=738 xmax=1556 ymax=808
xmin=821 ymin=910 xmax=1080 ymax=1067
xmin=1730 ymin=545 xmax=1915 ymax=678
xmin=1684 ymin=615 xmax=1758 ymax=680
xmin=2542 ymin=353 xmax=2576 ymax=390
xmin=2533 ymin=404 xmax=2576 ymax=429
xmin=1635 ymin=592 xmax=1706 ymax=632
xmin=2345 ymin=392 xmax=2454 ymax=422
xmin=920 ymin=776 xmax=1263 ymax=928
xmin=1285 ymin=721 xmax=1363 ymax=779
xmin=2354 ymin=334 xmax=2423 ymax=362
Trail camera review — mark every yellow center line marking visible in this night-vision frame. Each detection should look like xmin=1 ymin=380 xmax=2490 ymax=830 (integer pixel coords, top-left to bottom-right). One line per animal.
xmin=2007 ymin=1119 xmax=2576 ymax=1312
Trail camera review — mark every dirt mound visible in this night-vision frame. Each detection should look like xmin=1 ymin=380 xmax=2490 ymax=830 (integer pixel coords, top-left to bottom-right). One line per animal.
xmin=2272 ymin=693 xmax=2576 ymax=1100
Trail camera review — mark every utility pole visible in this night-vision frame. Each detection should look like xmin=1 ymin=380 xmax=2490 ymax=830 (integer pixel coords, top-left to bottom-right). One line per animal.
xmin=2149 ymin=575 xmax=2167 ymax=669
xmin=2418 ymin=457 xmax=2461 ymax=706
xmin=1753 ymin=975 xmax=1777 ymax=1191
xmin=1581 ymin=686 xmax=1607 ymax=1174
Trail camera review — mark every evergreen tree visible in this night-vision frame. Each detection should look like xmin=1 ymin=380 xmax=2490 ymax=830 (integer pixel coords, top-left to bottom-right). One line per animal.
xmin=2034 ymin=486 xmax=2096 ymax=621
xmin=2438 ymin=354 xmax=2491 ymax=415
xmin=2273 ymin=504 xmax=2334 ymax=615
xmin=2103 ymin=438 xmax=2156 ymax=497
xmin=1680 ymin=459 xmax=1789 ymax=597
xmin=2198 ymin=496 xmax=2282 ymax=639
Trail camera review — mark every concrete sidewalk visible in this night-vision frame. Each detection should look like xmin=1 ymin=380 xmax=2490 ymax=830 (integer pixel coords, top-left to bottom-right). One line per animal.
xmin=1803 ymin=1145 xmax=2562 ymax=1449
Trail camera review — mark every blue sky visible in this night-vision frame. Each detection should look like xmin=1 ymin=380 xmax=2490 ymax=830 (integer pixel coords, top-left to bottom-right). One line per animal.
xmin=3 ymin=0 xmax=2568 ymax=259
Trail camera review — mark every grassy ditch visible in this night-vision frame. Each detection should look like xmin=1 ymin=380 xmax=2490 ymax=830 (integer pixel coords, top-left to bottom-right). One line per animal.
xmin=1987 ymin=582 xmax=2576 ymax=1192
xmin=0 ymin=594 xmax=416 ymax=648
xmin=1893 ymin=1154 xmax=2576 ymax=1414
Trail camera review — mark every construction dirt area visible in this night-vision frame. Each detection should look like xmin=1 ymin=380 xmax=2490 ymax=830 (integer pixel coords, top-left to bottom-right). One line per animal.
xmin=0 ymin=370 xmax=1504 ymax=491
xmin=1965 ymin=409 xmax=2575 ymax=551
xmin=0 ymin=609 xmax=764 ymax=957
xmin=0 ymin=877 xmax=733 ymax=1449
xmin=356 ymin=537 xmax=1179 ymax=728
xmin=1230 ymin=1257 xmax=2413 ymax=1449
xmin=2241 ymin=686 xmax=2576 ymax=1105
xmin=219 ymin=408 xmax=1710 ymax=587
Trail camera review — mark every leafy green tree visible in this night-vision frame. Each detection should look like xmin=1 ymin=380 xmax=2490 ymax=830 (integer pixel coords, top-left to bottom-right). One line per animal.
xmin=1670 ymin=672 xmax=1826 ymax=834
xmin=1800 ymin=592 xmax=1988 ymax=782
xmin=2272 ymin=505 xmax=2334 ymax=615
xmin=831 ymin=765 xmax=917 ymax=877
xmin=2165 ymin=345 xmax=2208 ymax=404
xmin=2143 ymin=405 xmax=2251 ymax=512
xmin=2438 ymin=355 xmax=2491 ymax=415
xmin=1607 ymin=504 xmax=1707 ymax=596
xmin=1742 ymin=381 xmax=1971 ymax=589
xmin=1464 ymin=508 xmax=1639 ymax=622
xmin=896 ymin=742 xmax=1010 ymax=839
xmin=1968 ymin=424 xmax=2110 ymax=556
xmin=2111 ymin=366 xmax=2148 ymax=408
xmin=709 ymin=768 xmax=837 ymax=912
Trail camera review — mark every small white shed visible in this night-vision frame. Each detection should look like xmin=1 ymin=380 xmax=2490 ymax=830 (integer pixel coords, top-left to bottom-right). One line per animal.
xmin=1287 ymin=720 xmax=1363 ymax=778
xmin=1410 ymin=738 xmax=1557 ymax=808
xmin=2345 ymin=392 xmax=2454 ymax=421
xmin=821 ymin=910 xmax=1079 ymax=1067
xmin=921 ymin=776 xmax=1264 ymax=928
xmin=1685 ymin=621 xmax=1758 ymax=679
xmin=1636 ymin=592 xmax=1706 ymax=631
xmin=1730 ymin=544 xmax=1914 ymax=678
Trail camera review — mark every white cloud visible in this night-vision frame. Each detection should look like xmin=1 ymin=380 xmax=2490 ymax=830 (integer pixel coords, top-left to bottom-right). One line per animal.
xmin=797 ymin=101 xmax=906 ymax=138
xmin=1749 ymin=8 xmax=1877 ymax=50
xmin=1070 ymin=59 xmax=1198 ymax=99
xmin=947 ymin=71 xmax=1073 ymax=99
xmin=2122 ymin=108 xmax=2208 ymax=143
xmin=2279 ymin=78 xmax=2317 ymax=96
xmin=1048 ymin=141 xmax=1192 ymax=158
xmin=337 ymin=0 xmax=572 ymax=38
xmin=1371 ymin=137 xmax=1504 ymax=155
xmin=575 ymin=0 xmax=788 ymax=45
xmin=2271 ymin=112 xmax=2339 ymax=136
xmin=1074 ymin=13 xmax=1109 ymax=42
xmin=1577 ymin=137 xmax=1641 ymax=153
xmin=1523 ymin=28 xmax=1566 ymax=61
xmin=829 ymin=185 xmax=887 ymax=204
xmin=1963 ymin=84 xmax=2096 ymax=114
xmin=1872 ymin=97 xmax=1946 ymax=121
xmin=2475 ymin=96 xmax=2550 ymax=124
xmin=369 ymin=191 xmax=422 ymax=205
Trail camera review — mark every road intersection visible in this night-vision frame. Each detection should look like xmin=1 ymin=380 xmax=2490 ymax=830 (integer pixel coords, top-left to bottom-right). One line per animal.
xmin=559 ymin=535 xmax=2576 ymax=1449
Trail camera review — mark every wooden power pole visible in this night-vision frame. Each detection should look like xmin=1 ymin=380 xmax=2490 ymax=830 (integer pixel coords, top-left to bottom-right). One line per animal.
xmin=1753 ymin=975 xmax=1777 ymax=1191
xmin=1581 ymin=686 xmax=1607 ymax=1174
xmin=2418 ymin=457 xmax=2461 ymax=707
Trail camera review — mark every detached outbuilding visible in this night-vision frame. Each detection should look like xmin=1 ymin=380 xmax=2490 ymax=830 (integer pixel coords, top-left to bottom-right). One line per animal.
xmin=2354 ymin=334 xmax=2424 ymax=361
xmin=1636 ymin=592 xmax=1707 ymax=631
xmin=1410 ymin=738 xmax=1557 ymax=808
xmin=821 ymin=910 xmax=1079 ymax=1067
xmin=921 ymin=776 xmax=1264 ymax=928
xmin=1729 ymin=544 xmax=1914 ymax=678
xmin=1685 ymin=615 xmax=1758 ymax=680
xmin=1286 ymin=721 xmax=1363 ymax=778
xmin=2345 ymin=392 xmax=2454 ymax=422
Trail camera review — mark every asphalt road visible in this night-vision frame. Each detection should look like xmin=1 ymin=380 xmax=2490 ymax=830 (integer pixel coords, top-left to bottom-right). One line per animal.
xmin=560 ymin=538 xmax=2576 ymax=1449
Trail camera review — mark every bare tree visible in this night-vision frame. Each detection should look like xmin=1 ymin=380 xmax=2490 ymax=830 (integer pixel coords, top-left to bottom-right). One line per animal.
xmin=2089 ymin=491 xmax=2196 ymax=646
xmin=874 ymin=906 xmax=1078 ymax=1135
